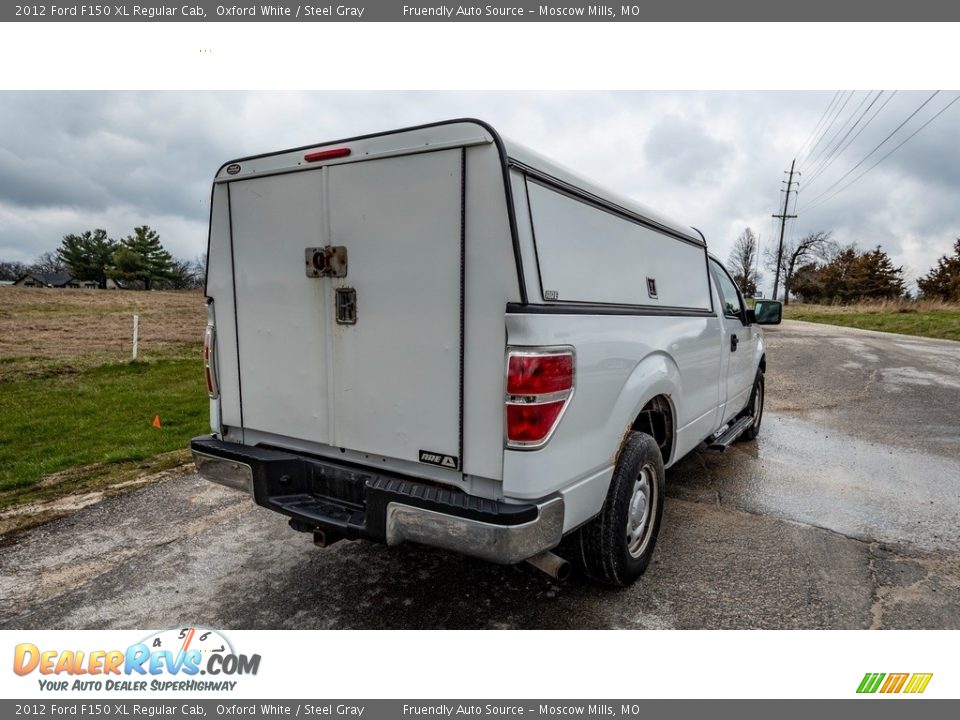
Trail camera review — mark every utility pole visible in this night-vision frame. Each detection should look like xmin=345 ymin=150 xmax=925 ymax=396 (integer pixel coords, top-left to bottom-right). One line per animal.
xmin=771 ymin=159 xmax=798 ymax=301
xmin=755 ymin=233 xmax=762 ymax=297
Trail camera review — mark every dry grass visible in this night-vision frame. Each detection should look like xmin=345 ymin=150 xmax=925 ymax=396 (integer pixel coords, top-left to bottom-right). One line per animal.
xmin=784 ymin=299 xmax=960 ymax=342
xmin=784 ymin=298 xmax=960 ymax=315
xmin=0 ymin=287 xmax=205 ymax=381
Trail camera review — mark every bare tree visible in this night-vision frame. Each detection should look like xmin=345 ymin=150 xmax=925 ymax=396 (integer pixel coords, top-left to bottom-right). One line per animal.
xmin=726 ymin=228 xmax=761 ymax=296
xmin=0 ymin=260 xmax=29 ymax=281
xmin=29 ymin=250 xmax=68 ymax=275
xmin=192 ymin=253 xmax=207 ymax=285
xmin=763 ymin=231 xmax=836 ymax=304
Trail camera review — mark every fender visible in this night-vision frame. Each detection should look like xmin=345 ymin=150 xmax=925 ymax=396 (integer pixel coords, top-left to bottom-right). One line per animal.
xmin=755 ymin=335 xmax=767 ymax=374
xmin=607 ymin=350 xmax=681 ymax=463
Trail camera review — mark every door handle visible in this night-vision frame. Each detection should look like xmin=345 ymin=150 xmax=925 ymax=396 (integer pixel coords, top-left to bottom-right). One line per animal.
xmin=731 ymin=334 xmax=739 ymax=352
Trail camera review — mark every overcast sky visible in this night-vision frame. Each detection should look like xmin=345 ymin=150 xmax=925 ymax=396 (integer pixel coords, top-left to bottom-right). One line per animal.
xmin=1 ymin=91 xmax=957 ymax=293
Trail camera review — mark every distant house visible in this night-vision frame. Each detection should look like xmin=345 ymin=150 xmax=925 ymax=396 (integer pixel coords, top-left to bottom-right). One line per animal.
xmin=15 ymin=272 xmax=74 ymax=287
xmin=13 ymin=272 xmax=97 ymax=289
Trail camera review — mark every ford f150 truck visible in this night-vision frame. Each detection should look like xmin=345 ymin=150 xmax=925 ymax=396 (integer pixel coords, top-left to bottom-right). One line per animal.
xmin=191 ymin=119 xmax=782 ymax=586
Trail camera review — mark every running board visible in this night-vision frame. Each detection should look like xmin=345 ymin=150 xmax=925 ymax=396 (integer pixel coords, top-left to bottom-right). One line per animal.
xmin=706 ymin=415 xmax=754 ymax=451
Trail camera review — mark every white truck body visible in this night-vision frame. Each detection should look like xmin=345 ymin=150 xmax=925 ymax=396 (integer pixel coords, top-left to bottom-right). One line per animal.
xmin=194 ymin=119 xmax=779 ymax=583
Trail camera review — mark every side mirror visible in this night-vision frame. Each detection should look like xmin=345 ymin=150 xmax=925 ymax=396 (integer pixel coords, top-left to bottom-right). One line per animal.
xmin=750 ymin=299 xmax=783 ymax=325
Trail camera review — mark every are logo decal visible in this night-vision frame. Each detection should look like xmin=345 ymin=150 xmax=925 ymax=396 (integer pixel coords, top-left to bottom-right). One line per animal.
xmin=419 ymin=450 xmax=459 ymax=470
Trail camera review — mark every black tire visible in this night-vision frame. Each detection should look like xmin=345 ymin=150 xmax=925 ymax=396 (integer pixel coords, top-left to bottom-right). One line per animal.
xmin=739 ymin=371 xmax=764 ymax=441
xmin=573 ymin=431 xmax=665 ymax=586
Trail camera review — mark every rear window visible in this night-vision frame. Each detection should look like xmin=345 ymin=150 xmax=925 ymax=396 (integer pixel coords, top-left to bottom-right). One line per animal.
xmin=525 ymin=179 xmax=712 ymax=310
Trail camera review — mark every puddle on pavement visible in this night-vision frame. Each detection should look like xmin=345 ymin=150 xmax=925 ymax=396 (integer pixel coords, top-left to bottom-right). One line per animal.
xmin=668 ymin=412 xmax=960 ymax=552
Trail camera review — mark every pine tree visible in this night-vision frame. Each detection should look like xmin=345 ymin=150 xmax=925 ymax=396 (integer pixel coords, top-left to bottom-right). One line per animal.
xmin=852 ymin=246 xmax=906 ymax=300
xmin=917 ymin=239 xmax=960 ymax=302
xmin=111 ymin=226 xmax=174 ymax=290
xmin=789 ymin=245 xmax=906 ymax=303
xmin=818 ymin=246 xmax=861 ymax=303
xmin=57 ymin=229 xmax=117 ymax=289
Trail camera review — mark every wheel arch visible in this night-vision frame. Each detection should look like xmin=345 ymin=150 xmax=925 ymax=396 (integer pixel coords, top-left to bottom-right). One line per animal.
xmin=610 ymin=351 xmax=681 ymax=467
xmin=631 ymin=394 xmax=676 ymax=466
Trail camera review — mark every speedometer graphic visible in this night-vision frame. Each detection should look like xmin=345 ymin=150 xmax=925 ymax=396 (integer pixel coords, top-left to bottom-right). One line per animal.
xmin=140 ymin=626 xmax=234 ymax=658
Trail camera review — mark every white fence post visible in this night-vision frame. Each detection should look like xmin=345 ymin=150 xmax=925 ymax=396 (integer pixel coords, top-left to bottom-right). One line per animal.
xmin=132 ymin=314 xmax=140 ymax=361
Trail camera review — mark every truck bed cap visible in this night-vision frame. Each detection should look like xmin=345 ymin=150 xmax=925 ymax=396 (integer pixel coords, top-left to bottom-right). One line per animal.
xmin=214 ymin=118 xmax=704 ymax=247
xmin=499 ymin=131 xmax=704 ymax=246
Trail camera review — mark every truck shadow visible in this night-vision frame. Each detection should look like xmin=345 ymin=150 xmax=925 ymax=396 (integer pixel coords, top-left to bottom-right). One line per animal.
xmin=197 ymin=447 xmax=854 ymax=630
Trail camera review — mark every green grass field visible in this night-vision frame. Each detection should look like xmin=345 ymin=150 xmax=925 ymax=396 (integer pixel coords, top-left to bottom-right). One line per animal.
xmin=0 ymin=288 xmax=207 ymax=516
xmin=0 ymin=358 xmax=208 ymax=501
xmin=784 ymin=302 xmax=960 ymax=342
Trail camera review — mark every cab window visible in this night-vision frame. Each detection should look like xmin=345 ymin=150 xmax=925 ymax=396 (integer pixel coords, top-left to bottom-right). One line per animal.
xmin=710 ymin=261 xmax=745 ymax=320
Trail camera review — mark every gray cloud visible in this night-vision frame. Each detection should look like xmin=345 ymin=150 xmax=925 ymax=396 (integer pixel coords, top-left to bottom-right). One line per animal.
xmin=0 ymin=91 xmax=957 ymax=292
xmin=643 ymin=114 xmax=731 ymax=183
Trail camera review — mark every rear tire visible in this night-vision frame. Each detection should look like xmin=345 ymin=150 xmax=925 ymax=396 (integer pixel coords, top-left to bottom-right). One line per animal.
xmin=739 ymin=371 xmax=764 ymax=441
xmin=573 ymin=431 xmax=665 ymax=586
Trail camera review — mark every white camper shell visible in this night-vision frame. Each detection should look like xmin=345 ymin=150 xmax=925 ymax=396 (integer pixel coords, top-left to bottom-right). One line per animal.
xmin=193 ymin=119 xmax=780 ymax=585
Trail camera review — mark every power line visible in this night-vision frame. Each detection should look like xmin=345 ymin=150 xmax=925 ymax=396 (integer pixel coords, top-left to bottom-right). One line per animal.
xmin=795 ymin=90 xmax=841 ymax=164
xmin=798 ymin=91 xmax=942 ymax=212
xmin=803 ymin=90 xmax=864 ymax=171
xmin=800 ymin=93 xmax=960 ymax=214
xmin=799 ymin=90 xmax=853 ymax=170
xmin=803 ymin=90 xmax=898 ymax=191
xmin=803 ymin=90 xmax=879 ymax=184
xmin=796 ymin=90 xmax=843 ymax=167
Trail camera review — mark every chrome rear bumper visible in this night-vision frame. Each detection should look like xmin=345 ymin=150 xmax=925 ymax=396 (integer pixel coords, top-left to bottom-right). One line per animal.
xmin=190 ymin=436 xmax=564 ymax=565
xmin=384 ymin=497 xmax=564 ymax=565
xmin=192 ymin=448 xmax=253 ymax=494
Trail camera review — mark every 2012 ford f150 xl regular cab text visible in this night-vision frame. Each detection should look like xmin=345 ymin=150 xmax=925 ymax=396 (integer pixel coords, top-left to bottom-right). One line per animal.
xmin=191 ymin=119 xmax=782 ymax=586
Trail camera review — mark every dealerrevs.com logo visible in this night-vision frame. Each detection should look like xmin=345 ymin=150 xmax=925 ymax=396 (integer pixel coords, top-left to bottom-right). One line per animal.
xmin=13 ymin=627 xmax=260 ymax=692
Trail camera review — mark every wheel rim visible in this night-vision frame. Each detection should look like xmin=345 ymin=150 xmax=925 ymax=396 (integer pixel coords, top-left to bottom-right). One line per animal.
xmin=626 ymin=463 xmax=656 ymax=558
xmin=753 ymin=380 xmax=764 ymax=429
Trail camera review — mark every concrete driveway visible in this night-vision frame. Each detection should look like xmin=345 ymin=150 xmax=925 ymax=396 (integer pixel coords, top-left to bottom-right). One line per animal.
xmin=1 ymin=320 xmax=958 ymax=629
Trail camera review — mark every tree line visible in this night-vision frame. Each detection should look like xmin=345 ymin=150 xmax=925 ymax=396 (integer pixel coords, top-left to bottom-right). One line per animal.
xmin=0 ymin=226 xmax=205 ymax=290
xmin=727 ymin=228 xmax=960 ymax=304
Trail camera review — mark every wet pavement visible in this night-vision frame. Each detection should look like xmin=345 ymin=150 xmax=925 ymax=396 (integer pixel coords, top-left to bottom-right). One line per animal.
xmin=1 ymin=320 xmax=958 ymax=629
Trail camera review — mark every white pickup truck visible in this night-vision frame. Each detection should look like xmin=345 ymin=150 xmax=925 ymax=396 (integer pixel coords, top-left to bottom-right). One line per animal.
xmin=192 ymin=119 xmax=782 ymax=586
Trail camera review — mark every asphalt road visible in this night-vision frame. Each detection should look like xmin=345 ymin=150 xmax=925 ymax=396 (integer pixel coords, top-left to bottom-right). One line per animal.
xmin=1 ymin=320 xmax=958 ymax=629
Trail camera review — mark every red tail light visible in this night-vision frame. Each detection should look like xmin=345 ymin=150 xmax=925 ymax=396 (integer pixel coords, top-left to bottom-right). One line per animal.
xmin=507 ymin=353 xmax=574 ymax=395
xmin=203 ymin=325 xmax=219 ymax=399
xmin=506 ymin=348 xmax=575 ymax=449
xmin=304 ymin=147 xmax=351 ymax=163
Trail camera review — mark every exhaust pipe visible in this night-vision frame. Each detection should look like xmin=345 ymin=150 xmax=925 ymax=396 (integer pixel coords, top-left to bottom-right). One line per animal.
xmin=526 ymin=551 xmax=571 ymax=581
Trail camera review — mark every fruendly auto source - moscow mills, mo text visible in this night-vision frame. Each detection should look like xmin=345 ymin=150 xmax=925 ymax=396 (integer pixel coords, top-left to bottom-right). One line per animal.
xmin=14 ymin=4 xmax=646 ymax=18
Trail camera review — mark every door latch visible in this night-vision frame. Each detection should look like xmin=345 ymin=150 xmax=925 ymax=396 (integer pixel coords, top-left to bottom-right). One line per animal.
xmin=305 ymin=246 xmax=348 ymax=278
xmin=335 ymin=288 xmax=357 ymax=325
xmin=730 ymin=334 xmax=739 ymax=352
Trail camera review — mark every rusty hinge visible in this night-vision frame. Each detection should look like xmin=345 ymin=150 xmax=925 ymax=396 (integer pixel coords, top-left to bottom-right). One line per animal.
xmin=305 ymin=246 xmax=348 ymax=278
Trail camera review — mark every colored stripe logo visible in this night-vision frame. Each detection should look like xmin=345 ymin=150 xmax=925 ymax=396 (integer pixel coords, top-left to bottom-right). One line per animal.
xmin=857 ymin=672 xmax=933 ymax=694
